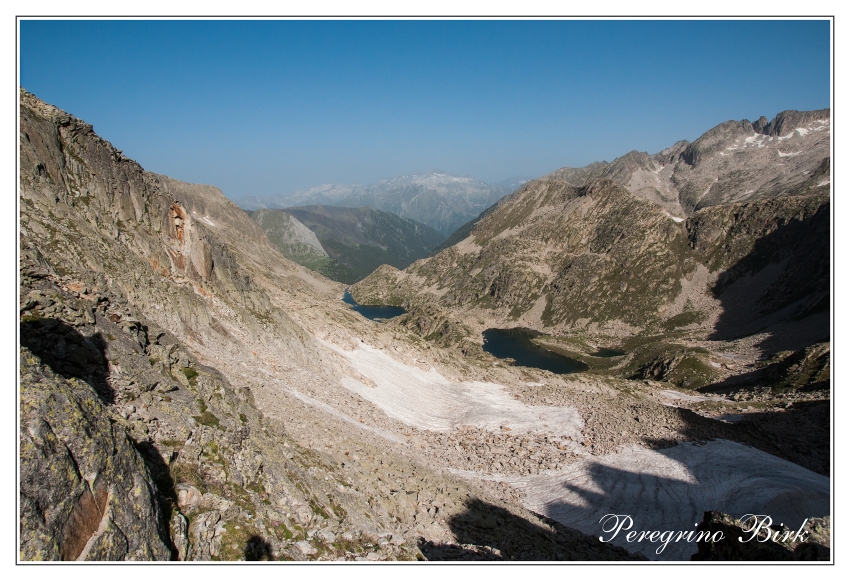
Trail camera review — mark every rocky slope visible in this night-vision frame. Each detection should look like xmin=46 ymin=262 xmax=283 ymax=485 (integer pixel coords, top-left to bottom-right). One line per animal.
xmin=545 ymin=109 xmax=829 ymax=217
xmin=250 ymin=206 xmax=445 ymax=284
xmin=351 ymin=114 xmax=830 ymax=475
xmin=19 ymin=89 xmax=829 ymax=561
xmin=239 ymin=172 xmax=516 ymax=237
xmin=18 ymin=89 xmax=651 ymax=561
xmin=246 ymin=209 xmax=329 ymax=269
xmin=353 ymin=179 xmax=827 ymax=344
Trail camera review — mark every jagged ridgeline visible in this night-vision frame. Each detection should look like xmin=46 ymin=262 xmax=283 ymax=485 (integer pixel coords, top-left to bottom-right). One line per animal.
xmin=248 ymin=206 xmax=445 ymax=284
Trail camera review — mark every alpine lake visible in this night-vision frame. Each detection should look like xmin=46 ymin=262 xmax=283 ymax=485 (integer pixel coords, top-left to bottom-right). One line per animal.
xmin=343 ymin=290 xmax=407 ymax=321
xmin=482 ymin=328 xmax=625 ymax=374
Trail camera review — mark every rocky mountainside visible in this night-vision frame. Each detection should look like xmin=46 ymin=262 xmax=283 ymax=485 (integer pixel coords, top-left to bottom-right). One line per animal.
xmin=545 ymin=109 xmax=829 ymax=217
xmin=354 ymin=179 xmax=827 ymax=342
xmin=250 ymin=206 xmax=445 ymax=284
xmin=238 ymin=172 xmax=516 ymax=237
xmin=352 ymin=113 xmax=830 ymax=452
xmin=19 ymin=89 xmax=654 ymax=561
xmin=246 ymin=208 xmax=329 ymax=269
xmin=19 ymin=89 xmax=829 ymax=562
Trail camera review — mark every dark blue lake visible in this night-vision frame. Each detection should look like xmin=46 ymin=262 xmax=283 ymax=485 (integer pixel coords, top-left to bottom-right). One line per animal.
xmin=482 ymin=328 xmax=589 ymax=374
xmin=343 ymin=290 xmax=406 ymax=321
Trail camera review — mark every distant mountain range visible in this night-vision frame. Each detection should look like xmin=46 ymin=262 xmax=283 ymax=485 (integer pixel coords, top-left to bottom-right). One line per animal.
xmin=238 ymin=173 xmax=532 ymax=237
xmin=249 ymin=205 xmax=445 ymax=284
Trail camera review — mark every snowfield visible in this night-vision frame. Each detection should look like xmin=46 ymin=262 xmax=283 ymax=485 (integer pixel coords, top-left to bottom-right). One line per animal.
xmin=326 ymin=340 xmax=584 ymax=436
xmin=321 ymin=339 xmax=829 ymax=561
xmin=513 ymin=440 xmax=829 ymax=560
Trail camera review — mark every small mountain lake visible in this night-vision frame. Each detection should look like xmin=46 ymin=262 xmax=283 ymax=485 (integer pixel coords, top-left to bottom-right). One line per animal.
xmin=482 ymin=328 xmax=589 ymax=374
xmin=343 ymin=290 xmax=406 ymax=321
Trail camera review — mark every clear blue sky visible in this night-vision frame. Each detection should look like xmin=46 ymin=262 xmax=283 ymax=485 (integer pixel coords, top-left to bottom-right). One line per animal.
xmin=19 ymin=19 xmax=830 ymax=200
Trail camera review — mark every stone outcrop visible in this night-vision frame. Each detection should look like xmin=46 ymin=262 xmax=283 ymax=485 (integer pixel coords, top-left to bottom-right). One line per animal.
xmin=20 ymin=344 xmax=172 ymax=561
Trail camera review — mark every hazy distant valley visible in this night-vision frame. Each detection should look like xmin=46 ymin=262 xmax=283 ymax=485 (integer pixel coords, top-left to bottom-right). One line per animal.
xmin=19 ymin=89 xmax=831 ymax=562
xmin=248 ymin=206 xmax=445 ymax=284
xmin=239 ymin=172 xmax=529 ymax=238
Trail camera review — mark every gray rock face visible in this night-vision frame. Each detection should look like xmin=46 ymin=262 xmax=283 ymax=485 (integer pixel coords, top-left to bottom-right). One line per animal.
xmin=249 ymin=209 xmax=328 ymax=260
xmin=545 ymin=109 xmax=830 ymax=216
xmin=20 ymin=346 xmax=172 ymax=561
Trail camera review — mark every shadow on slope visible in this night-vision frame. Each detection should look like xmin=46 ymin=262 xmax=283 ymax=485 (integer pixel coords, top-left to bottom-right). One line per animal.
xmin=244 ymin=535 xmax=274 ymax=561
xmin=133 ymin=439 xmax=180 ymax=559
xmin=540 ymin=442 xmax=829 ymax=561
xmin=697 ymin=342 xmax=829 ymax=402
xmin=418 ymin=497 xmax=640 ymax=561
xmin=707 ymin=201 xmax=829 ymax=353
xmin=638 ymin=404 xmax=828 ymax=477
xmin=20 ymin=318 xmax=114 ymax=404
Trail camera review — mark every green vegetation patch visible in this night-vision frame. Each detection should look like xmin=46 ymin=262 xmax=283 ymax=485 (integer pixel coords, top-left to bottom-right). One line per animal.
xmin=182 ymin=366 xmax=198 ymax=386
xmin=216 ymin=521 xmax=274 ymax=561
xmin=194 ymin=410 xmax=221 ymax=428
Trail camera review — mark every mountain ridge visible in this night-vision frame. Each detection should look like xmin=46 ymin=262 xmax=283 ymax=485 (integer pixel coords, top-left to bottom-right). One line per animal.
xmin=238 ymin=172 xmax=519 ymax=237
xmin=352 ymin=109 xmax=830 ymax=414
xmin=544 ymin=108 xmax=830 ymax=217
xmin=19 ymin=89 xmax=831 ymax=562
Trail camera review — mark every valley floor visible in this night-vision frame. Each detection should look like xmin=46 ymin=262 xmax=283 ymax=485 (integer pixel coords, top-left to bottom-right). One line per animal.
xmin=209 ymin=316 xmax=830 ymax=561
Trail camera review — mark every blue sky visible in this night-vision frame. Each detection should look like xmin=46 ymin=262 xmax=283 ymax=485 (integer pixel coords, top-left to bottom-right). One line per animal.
xmin=19 ymin=19 xmax=830 ymax=200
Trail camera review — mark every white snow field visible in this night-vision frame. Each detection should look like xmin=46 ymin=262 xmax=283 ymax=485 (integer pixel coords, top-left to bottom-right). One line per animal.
xmin=325 ymin=340 xmax=829 ymax=561
xmin=327 ymin=340 xmax=584 ymax=436
xmin=512 ymin=440 xmax=829 ymax=560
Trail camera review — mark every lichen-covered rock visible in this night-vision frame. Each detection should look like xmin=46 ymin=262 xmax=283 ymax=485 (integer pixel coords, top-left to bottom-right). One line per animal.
xmin=19 ymin=347 xmax=172 ymax=561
